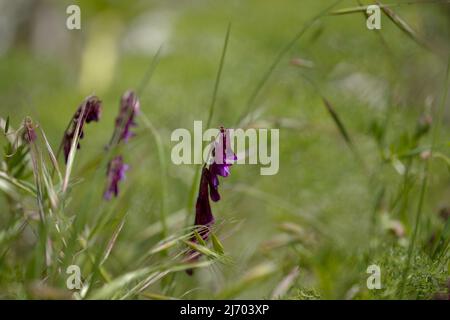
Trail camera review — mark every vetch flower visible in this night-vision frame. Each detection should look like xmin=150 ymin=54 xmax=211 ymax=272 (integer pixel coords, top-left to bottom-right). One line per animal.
xmin=23 ymin=117 xmax=37 ymax=143
xmin=104 ymin=156 xmax=129 ymax=200
xmin=113 ymin=90 xmax=140 ymax=144
xmin=208 ymin=127 xmax=237 ymax=202
xmin=195 ymin=167 xmax=215 ymax=230
xmin=62 ymin=96 xmax=102 ymax=163
xmin=186 ymin=127 xmax=236 ymax=274
xmin=186 ymin=167 xmax=214 ymax=275
xmin=103 ymin=91 xmax=139 ymax=202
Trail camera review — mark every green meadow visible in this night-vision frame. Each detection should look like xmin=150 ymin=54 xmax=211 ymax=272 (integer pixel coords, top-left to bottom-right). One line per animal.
xmin=0 ymin=0 xmax=449 ymax=299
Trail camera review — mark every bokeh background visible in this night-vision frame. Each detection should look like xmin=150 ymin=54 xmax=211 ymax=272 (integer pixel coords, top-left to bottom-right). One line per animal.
xmin=0 ymin=0 xmax=449 ymax=299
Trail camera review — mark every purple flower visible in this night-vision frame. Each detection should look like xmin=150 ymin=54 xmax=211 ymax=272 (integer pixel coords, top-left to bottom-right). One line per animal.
xmin=186 ymin=127 xmax=236 ymax=275
xmin=114 ymin=90 xmax=140 ymax=144
xmin=23 ymin=117 xmax=37 ymax=143
xmin=104 ymin=156 xmax=129 ymax=200
xmin=186 ymin=167 xmax=215 ymax=274
xmin=102 ymin=91 xmax=138 ymax=202
xmin=195 ymin=167 xmax=215 ymax=228
xmin=208 ymin=127 xmax=236 ymax=202
xmin=62 ymin=96 xmax=102 ymax=163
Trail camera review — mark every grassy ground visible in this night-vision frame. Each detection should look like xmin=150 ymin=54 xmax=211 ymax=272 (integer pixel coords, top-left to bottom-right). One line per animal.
xmin=0 ymin=0 xmax=449 ymax=299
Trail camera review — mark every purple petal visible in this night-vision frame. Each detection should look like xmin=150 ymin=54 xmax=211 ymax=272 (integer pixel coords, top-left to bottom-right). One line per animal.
xmin=62 ymin=96 xmax=101 ymax=163
xmin=104 ymin=156 xmax=128 ymax=200
xmin=114 ymin=90 xmax=140 ymax=144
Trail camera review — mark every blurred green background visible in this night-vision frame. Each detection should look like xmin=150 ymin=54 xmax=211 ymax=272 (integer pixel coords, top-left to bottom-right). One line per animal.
xmin=0 ymin=0 xmax=449 ymax=299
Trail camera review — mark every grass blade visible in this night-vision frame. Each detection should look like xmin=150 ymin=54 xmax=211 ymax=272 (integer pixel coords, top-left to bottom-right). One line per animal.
xmin=4 ymin=116 xmax=9 ymax=134
xmin=135 ymin=47 xmax=169 ymax=238
xmin=39 ymin=127 xmax=63 ymax=185
xmin=211 ymin=232 xmax=225 ymax=255
xmin=321 ymin=97 xmax=353 ymax=146
xmin=62 ymin=103 xmax=86 ymax=193
xmin=140 ymin=114 xmax=168 ymax=238
xmin=100 ymin=215 xmax=127 ymax=266
xmin=330 ymin=1 xmax=450 ymax=15
xmin=137 ymin=46 xmax=163 ymax=96
xmin=206 ymin=22 xmax=231 ymax=128
xmin=271 ymin=266 xmax=300 ymax=299
xmin=217 ymin=262 xmax=277 ymax=299
xmin=377 ymin=1 xmax=431 ymax=53
xmin=0 ymin=171 xmax=36 ymax=196
xmin=89 ymin=267 xmax=152 ymax=299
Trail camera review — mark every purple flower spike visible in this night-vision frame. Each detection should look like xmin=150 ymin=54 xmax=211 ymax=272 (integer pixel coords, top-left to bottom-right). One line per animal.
xmin=62 ymin=96 xmax=102 ymax=163
xmin=186 ymin=127 xmax=236 ymax=275
xmin=115 ymin=90 xmax=140 ymax=143
xmin=102 ymin=91 xmax=138 ymax=202
xmin=104 ymin=156 xmax=129 ymax=200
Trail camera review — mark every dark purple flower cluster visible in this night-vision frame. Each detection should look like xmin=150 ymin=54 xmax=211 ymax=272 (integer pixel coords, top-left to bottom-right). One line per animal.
xmin=197 ymin=128 xmax=236 ymax=231
xmin=58 ymin=92 xmax=139 ymax=200
xmin=62 ymin=96 xmax=102 ymax=163
xmin=187 ymin=127 xmax=236 ymax=274
xmin=104 ymin=156 xmax=129 ymax=200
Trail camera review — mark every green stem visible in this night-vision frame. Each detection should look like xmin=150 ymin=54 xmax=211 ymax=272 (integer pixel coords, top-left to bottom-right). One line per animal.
xmin=141 ymin=114 xmax=168 ymax=238
xmin=185 ymin=23 xmax=231 ymax=226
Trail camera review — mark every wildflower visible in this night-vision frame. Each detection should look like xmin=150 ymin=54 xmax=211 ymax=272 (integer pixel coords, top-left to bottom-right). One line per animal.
xmin=193 ymin=127 xmax=235 ymax=228
xmin=113 ymin=90 xmax=140 ymax=144
xmin=62 ymin=96 xmax=102 ymax=163
xmin=104 ymin=156 xmax=129 ymax=200
xmin=103 ymin=91 xmax=139 ymax=201
xmin=186 ymin=167 xmax=214 ymax=275
xmin=208 ymin=127 xmax=237 ymax=202
xmin=23 ymin=117 xmax=37 ymax=143
xmin=186 ymin=127 xmax=236 ymax=274
xmin=195 ymin=167 xmax=215 ymax=230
